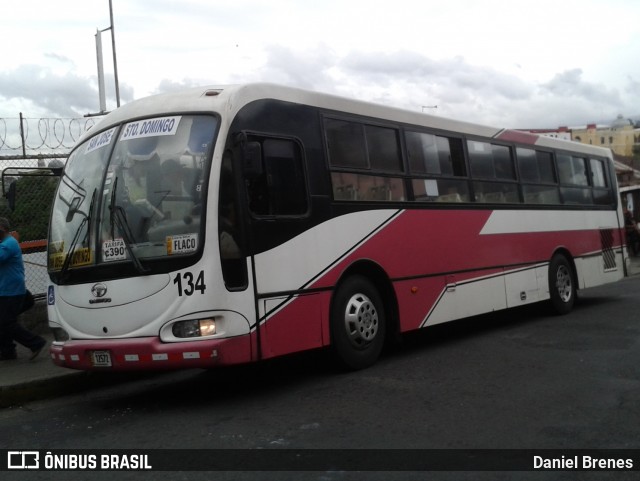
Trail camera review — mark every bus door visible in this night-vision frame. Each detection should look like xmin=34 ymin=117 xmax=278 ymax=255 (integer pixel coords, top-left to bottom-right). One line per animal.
xmin=238 ymin=135 xmax=323 ymax=359
xmin=217 ymin=150 xmax=260 ymax=363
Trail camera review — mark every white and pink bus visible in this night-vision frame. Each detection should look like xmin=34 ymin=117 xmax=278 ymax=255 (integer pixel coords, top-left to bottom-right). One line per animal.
xmin=47 ymin=83 xmax=628 ymax=371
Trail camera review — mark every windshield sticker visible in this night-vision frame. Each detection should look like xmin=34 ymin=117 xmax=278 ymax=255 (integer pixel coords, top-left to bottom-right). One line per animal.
xmin=49 ymin=248 xmax=93 ymax=271
xmin=166 ymin=233 xmax=198 ymax=255
xmin=102 ymin=238 xmax=127 ymax=262
xmin=120 ymin=116 xmax=182 ymax=141
xmin=85 ymin=127 xmax=117 ymax=155
xmin=49 ymin=240 xmax=65 ymax=254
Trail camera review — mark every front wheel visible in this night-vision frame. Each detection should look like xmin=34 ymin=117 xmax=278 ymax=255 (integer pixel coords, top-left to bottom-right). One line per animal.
xmin=548 ymin=254 xmax=576 ymax=314
xmin=330 ymin=276 xmax=386 ymax=370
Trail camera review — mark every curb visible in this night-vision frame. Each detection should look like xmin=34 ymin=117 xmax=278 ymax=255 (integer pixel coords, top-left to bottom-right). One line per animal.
xmin=0 ymin=370 xmax=86 ymax=408
xmin=0 ymin=369 xmax=168 ymax=408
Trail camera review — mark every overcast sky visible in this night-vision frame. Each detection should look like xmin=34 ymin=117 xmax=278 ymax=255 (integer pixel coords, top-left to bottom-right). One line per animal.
xmin=1 ymin=0 xmax=639 ymax=129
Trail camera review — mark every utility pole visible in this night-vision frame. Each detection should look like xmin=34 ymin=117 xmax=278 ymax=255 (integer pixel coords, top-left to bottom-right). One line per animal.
xmin=109 ymin=0 xmax=121 ymax=108
xmin=87 ymin=0 xmax=121 ymax=116
xmin=95 ymin=28 xmax=107 ymax=113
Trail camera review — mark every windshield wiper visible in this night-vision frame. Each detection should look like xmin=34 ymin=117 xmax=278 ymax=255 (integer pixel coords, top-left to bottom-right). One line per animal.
xmin=59 ymin=188 xmax=96 ymax=281
xmin=109 ymin=177 xmax=149 ymax=274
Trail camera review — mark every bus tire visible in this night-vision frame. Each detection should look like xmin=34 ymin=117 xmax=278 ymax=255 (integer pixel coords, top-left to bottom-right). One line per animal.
xmin=548 ymin=254 xmax=576 ymax=314
xmin=330 ymin=276 xmax=386 ymax=370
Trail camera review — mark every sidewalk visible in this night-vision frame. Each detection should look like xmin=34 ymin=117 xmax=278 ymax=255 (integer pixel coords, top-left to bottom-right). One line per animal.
xmin=2 ymin=256 xmax=640 ymax=408
xmin=0 ymin=304 xmax=159 ymax=408
xmin=0 ymin=331 xmax=85 ymax=408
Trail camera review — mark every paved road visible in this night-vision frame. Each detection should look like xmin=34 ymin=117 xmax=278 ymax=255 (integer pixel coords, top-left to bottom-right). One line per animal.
xmin=1 ymin=275 xmax=639 ymax=481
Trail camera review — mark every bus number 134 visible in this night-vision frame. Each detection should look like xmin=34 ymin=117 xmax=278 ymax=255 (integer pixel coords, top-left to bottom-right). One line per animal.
xmin=174 ymin=271 xmax=207 ymax=296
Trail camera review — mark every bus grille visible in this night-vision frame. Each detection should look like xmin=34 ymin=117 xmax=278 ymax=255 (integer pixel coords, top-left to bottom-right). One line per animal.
xmin=600 ymin=228 xmax=617 ymax=271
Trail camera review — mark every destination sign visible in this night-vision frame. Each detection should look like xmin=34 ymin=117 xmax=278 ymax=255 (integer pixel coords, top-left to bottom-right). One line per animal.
xmin=85 ymin=127 xmax=117 ymax=154
xmin=120 ymin=116 xmax=182 ymax=141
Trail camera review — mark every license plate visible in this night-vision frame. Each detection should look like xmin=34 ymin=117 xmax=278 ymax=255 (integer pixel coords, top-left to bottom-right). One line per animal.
xmin=90 ymin=350 xmax=112 ymax=367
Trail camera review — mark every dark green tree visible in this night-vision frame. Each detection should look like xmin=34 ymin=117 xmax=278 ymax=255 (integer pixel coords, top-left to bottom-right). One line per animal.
xmin=7 ymin=175 xmax=59 ymax=241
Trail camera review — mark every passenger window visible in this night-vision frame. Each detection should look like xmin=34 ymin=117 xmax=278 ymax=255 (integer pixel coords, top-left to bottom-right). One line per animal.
xmin=522 ymin=185 xmax=561 ymax=204
xmin=537 ymin=151 xmax=556 ymax=183
xmin=246 ymin=138 xmax=308 ymax=216
xmin=590 ymin=158 xmax=607 ymax=187
xmin=407 ymin=131 xmax=438 ymax=174
xmin=473 ymin=181 xmax=520 ymax=204
xmin=593 ymin=189 xmax=613 ymax=205
xmin=561 ymin=187 xmax=592 ymax=205
xmin=365 ymin=125 xmax=402 ymax=172
xmin=406 ymin=132 xmax=466 ymax=177
xmin=493 ymin=144 xmax=515 ymax=180
xmin=325 ymin=119 xmax=367 ymax=168
xmin=516 ymin=148 xmax=538 ymax=182
xmin=468 ymin=141 xmax=515 ymax=180
xmin=325 ymin=118 xmax=402 ymax=172
xmin=332 ymin=173 xmax=405 ymax=201
xmin=517 ymin=148 xmax=556 ymax=184
xmin=411 ymin=178 xmax=469 ymax=202
xmin=557 ymin=154 xmax=589 ymax=186
xmin=590 ymin=158 xmax=613 ymax=205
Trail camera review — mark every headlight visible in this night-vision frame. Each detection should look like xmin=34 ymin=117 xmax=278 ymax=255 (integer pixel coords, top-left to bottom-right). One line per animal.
xmin=171 ymin=318 xmax=216 ymax=338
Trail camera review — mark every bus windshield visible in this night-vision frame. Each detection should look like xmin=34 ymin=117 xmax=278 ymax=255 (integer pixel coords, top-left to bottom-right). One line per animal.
xmin=49 ymin=115 xmax=217 ymax=275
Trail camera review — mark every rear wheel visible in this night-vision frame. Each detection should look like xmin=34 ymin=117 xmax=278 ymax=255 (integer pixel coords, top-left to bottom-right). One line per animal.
xmin=548 ymin=254 xmax=576 ymax=314
xmin=330 ymin=276 xmax=386 ymax=370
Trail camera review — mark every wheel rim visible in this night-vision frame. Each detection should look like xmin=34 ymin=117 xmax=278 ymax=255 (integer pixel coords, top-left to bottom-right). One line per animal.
xmin=555 ymin=265 xmax=573 ymax=302
xmin=343 ymin=292 xmax=379 ymax=348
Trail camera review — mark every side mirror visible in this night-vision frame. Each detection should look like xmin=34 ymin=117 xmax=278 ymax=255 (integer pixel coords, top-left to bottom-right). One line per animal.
xmin=65 ymin=197 xmax=82 ymax=222
xmin=242 ymin=141 xmax=263 ymax=178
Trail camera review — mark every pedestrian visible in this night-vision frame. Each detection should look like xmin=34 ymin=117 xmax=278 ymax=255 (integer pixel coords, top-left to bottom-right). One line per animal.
xmin=0 ymin=217 xmax=46 ymax=361
xmin=624 ymin=207 xmax=640 ymax=256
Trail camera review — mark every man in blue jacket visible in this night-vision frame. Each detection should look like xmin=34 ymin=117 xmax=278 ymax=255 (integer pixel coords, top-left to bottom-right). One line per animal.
xmin=0 ymin=217 xmax=46 ymax=361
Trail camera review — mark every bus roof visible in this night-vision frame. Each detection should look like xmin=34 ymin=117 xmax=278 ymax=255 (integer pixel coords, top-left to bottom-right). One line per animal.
xmin=80 ymin=83 xmax=612 ymax=158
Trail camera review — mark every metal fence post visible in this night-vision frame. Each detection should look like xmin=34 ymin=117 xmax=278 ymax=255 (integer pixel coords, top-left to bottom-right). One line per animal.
xmin=19 ymin=112 xmax=26 ymax=158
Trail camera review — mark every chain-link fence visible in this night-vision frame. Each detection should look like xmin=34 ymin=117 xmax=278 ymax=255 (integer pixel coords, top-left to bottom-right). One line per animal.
xmin=1 ymin=115 xmax=100 ymax=296
xmin=1 ymin=164 xmax=63 ymax=296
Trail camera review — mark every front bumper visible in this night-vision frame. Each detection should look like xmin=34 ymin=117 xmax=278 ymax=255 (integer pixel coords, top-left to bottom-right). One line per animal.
xmin=49 ymin=335 xmax=252 ymax=371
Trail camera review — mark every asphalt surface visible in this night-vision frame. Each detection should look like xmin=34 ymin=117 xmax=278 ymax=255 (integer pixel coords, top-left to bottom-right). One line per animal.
xmin=1 ymin=256 xmax=639 ymax=409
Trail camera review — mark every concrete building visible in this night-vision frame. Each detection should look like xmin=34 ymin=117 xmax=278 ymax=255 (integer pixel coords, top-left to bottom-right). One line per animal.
xmin=571 ymin=115 xmax=640 ymax=158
